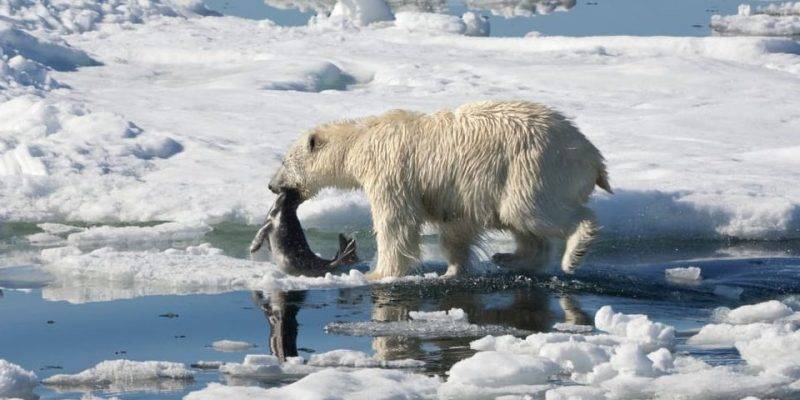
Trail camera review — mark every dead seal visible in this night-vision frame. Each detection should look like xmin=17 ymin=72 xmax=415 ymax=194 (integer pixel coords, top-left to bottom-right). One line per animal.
xmin=250 ymin=189 xmax=358 ymax=270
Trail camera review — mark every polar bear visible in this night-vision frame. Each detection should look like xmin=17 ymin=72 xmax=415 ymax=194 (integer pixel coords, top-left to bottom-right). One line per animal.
xmin=268 ymin=100 xmax=611 ymax=278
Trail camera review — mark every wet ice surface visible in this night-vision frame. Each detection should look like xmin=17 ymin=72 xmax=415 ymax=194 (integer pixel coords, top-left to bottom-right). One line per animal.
xmin=1 ymin=223 xmax=800 ymax=399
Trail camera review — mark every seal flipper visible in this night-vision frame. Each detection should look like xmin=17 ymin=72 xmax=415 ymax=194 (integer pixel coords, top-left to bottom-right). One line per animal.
xmin=249 ymin=220 xmax=273 ymax=254
xmin=329 ymin=233 xmax=359 ymax=267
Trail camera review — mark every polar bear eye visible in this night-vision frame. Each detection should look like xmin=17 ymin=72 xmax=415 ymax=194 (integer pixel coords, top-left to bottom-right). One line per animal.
xmin=308 ymin=134 xmax=318 ymax=152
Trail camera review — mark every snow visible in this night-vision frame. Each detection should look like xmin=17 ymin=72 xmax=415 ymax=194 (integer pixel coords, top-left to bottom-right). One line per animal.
xmin=211 ymin=340 xmax=256 ymax=352
xmin=393 ymin=11 xmax=490 ymax=36
xmin=0 ymin=2 xmax=797 ymax=241
xmin=42 ymin=359 xmax=193 ymax=388
xmin=665 ymin=266 xmax=702 ymax=283
xmin=327 ymin=0 xmax=394 ymax=27
xmin=0 ymin=359 xmax=37 ymax=399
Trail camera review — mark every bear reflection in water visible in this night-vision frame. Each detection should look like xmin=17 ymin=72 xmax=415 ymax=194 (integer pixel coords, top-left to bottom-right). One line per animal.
xmin=251 ymin=284 xmax=590 ymax=371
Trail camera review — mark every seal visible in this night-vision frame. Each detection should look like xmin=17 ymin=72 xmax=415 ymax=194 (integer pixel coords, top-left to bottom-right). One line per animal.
xmin=249 ymin=189 xmax=358 ymax=270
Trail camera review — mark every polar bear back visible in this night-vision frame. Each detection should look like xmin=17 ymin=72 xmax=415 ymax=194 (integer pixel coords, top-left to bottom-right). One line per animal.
xmin=346 ymin=100 xmax=607 ymax=231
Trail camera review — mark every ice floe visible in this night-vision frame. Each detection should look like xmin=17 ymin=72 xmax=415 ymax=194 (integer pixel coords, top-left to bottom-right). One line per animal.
xmin=211 ymin=340 xmax=257 ymax=352
xmin=42 ymin=359 xmax=193 ymax=391
xmin=326 ymin=307 xmax=530 ymax=338
xmin=664 ymin=266 xmax=702 ymax=283
xmin=38 ymin=243 xmax=371 ymax=303
xmin=0 ymin=359 xmax=37 ymax=399
xmin=63 ymin=222 xmax=211 ymax=248
xmin=189 ymin=367 xmax=441 ymax=400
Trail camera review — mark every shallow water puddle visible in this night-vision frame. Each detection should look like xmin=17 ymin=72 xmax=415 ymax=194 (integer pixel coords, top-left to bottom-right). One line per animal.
xmin=2 ymin=224 xmax=800 ymax=399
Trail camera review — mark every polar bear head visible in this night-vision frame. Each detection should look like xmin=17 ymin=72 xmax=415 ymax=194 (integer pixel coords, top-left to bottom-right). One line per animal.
xmin=268 ymin=122 xmax=360 ymax=201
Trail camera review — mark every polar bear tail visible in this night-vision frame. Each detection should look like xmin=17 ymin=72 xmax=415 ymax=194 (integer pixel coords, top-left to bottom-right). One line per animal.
xmin=561 ymin=215 xmax=599 ymax=274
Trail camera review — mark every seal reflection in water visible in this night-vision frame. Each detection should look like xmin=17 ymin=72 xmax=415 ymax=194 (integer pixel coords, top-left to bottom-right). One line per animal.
xmin=249 ymin=188 xmax=358 ymax=271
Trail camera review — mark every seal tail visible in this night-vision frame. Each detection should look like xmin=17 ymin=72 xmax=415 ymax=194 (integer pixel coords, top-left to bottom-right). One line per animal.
xmin=330 ymin=233 xmax=359 ymax=267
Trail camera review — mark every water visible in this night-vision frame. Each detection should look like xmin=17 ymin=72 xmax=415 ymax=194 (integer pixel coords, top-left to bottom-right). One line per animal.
xmin=2 ymin=221 xmax=799 ymax=399
xmin=202 ymin=0 xmax=776 ymax=37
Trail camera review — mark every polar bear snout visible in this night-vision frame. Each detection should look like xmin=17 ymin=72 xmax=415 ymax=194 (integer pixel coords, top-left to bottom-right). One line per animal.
xmin=268 ymin=166 xmax=289 ymax=194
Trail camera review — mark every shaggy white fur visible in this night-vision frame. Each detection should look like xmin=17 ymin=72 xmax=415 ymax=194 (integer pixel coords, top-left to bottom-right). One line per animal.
xmin=271 ymin=100 xmax=611 ymax=278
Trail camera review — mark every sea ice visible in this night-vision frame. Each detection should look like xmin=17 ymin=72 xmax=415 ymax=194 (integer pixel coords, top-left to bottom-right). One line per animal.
xmin=65 ymin=222 xmax=211 ymax=248
xmin=0 ymin=359 xmax=37 ymax=399
xmin=211 ymin=340 xmax=256 ymax=352
xmin=711 ymin=3 xmax=800 ymax=36
xmin=594 ymin=305 xmax=675 ymax=352
xmin=664 ymin=266 xmax=702 ymax=282
xmin=307 ymin=349 xmax=424 ymax=368
xmin=38 ymin=243 xmax=371 ymax=303
xmin=42 ymin=359 xmax=193 ymax=389
xmin=188 ymin=368 xmax=441 ymax=399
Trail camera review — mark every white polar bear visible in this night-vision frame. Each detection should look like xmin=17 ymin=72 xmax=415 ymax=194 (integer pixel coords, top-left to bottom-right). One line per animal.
xmin=269 ymin=100 xmax=612 ymax=278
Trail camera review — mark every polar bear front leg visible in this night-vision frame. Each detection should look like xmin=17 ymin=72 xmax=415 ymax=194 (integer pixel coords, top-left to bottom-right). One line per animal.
xmin=367 ymin=205 xmax=421 ymax=279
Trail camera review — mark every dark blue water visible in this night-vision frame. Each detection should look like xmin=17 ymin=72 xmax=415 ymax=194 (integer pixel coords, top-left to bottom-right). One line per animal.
xmin=202 ymin=0 xmax=777 ymax=37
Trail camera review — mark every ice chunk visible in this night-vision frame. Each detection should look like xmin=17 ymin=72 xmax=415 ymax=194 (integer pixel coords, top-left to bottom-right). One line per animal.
xmin=324 ymin=0 xmax=394 ymax=26
xmin=394 ymin=12 xmax=467 ymax=35
xmin=188 ymin=368 xmax=441 ymax=399
xmin=553 ymin=322 xmax=594 ymax=333
xmin=687 ymin=322 xmax=794 ymax=347
xmin=716 ymin=300 xmax=793 ymax=324
xmin=594 ymin=306 xmax=675 ymax=351
xmin=212 ymin=340 xmax=256 ymax=352
xmin=462 ymin=12 xmax=490 ymax=36
xmin=191 ymin=361 xmax=224 ymax=370
xmin=307 ymin=350 xmax=423 ymax=368
xmin=665 ymin=266 xmax=702 ymax=282
xmin=220 ymin=355 xmax=283 ymax=378
xmin=0 ymin=359 xmax=37 ymax=399
xmin=545 ymin=385 xmax=606 ymax=400
xmin=408 ymin=308 xmax=467 ymax=322
xmin=711 ymin=4 xmax=800 ymax=36
xmin=439 ymin=351 xmax=557 ymax=399
xmin=736 ymin=330 xmax=800 ymax=375
xmin=42 ymin=359 xmax=193 ymax=388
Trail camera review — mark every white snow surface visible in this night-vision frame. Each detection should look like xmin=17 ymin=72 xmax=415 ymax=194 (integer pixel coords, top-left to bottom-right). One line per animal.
xmin=188 ymin=302 xmax=800 ymax=399
xmin=0 ymin=359 xmax=37 ymax=399
xmin=0 ymin=3 xmax=797 ymax=241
